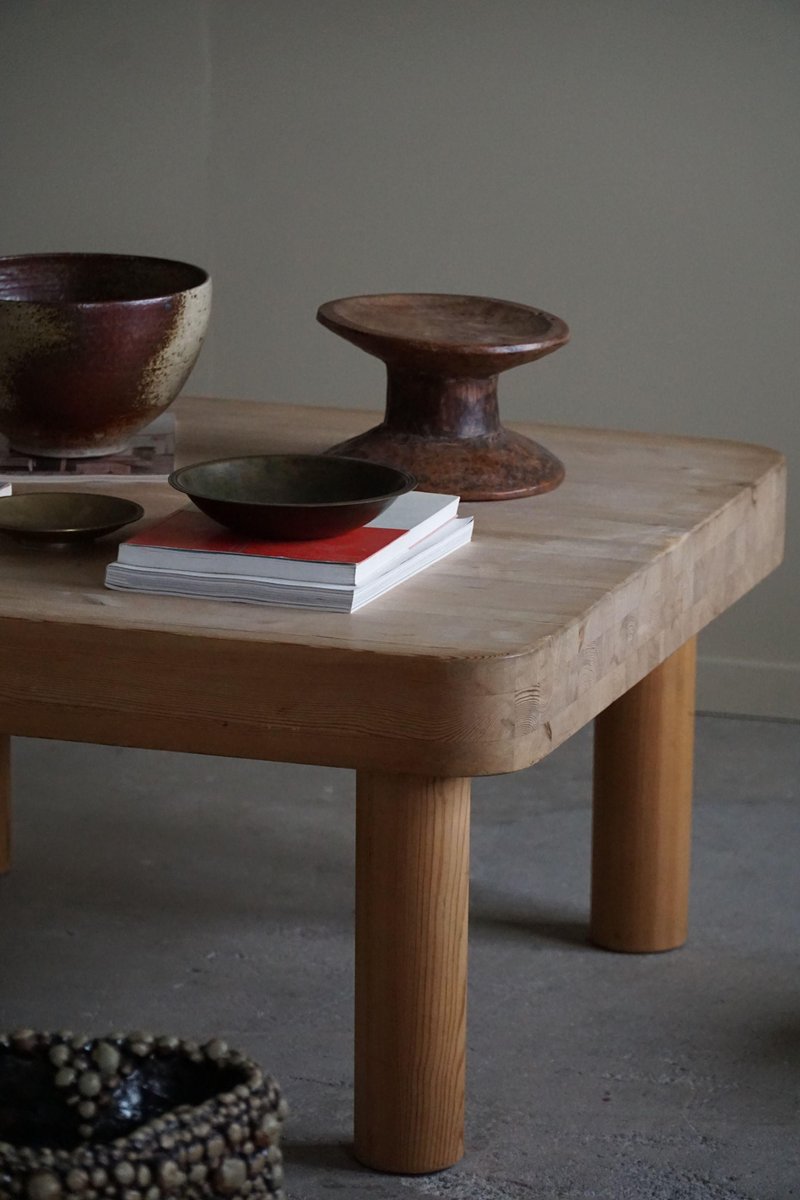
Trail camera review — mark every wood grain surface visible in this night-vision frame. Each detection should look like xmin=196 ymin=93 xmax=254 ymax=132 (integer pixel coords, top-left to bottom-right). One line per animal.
xmin=591 ymin=637 xmax=697 ymax=952
xmin=354 ymin=772 xmax=470 ymax=1173
xmin=0 ymin=396 xmax=785 ymax=776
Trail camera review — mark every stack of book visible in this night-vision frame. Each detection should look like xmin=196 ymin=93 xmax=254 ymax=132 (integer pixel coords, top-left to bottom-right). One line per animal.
xmin=105 ymin=490 xmax=473 ymax=611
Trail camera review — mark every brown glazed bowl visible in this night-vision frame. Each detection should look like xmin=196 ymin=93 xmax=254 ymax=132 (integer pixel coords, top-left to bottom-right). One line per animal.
xmin=0 ymin=253 xmax=211 ymax=457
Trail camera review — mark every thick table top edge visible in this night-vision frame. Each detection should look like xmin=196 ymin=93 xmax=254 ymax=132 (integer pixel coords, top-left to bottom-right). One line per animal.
xmin=0 ymin=398 xmax=787 ymax=775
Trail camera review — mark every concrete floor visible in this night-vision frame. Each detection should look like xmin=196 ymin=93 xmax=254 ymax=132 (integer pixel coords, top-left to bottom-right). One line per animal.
xmin=1 ymin=714 xmax=798 ymax=1199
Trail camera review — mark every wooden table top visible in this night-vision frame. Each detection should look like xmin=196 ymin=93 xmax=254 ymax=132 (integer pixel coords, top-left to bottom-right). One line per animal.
xmin=0 ymin=397 xmax=785 ymax=776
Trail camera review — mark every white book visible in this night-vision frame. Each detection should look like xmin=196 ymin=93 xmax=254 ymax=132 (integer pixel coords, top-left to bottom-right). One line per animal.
xmin=0 ymin=483 xmax=11 ymax=497
xmin=105 ymin=516 xmax=474 ymax=612
xmin=116 ymin=490 xmax=461 ymax=586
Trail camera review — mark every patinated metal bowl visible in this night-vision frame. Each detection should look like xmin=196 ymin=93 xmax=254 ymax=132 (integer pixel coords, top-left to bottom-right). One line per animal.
xmin=169 ymin=453 xmax=416 ymax=539
xmin=0 ymin=1029 xmax=287 ymax=1200
xmin=0 ymin=493 xmax=144 ymax=543
xmin=0 ymin=253 xmax=211 ymax=458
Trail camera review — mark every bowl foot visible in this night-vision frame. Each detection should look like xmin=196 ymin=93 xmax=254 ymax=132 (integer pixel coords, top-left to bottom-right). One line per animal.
xmin=8 ymin=438 xmax=132 ymax=459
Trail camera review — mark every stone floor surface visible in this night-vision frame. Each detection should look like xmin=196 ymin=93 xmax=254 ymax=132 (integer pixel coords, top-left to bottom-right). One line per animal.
xmin=1 ymin=715 xmax=798 ymax=1199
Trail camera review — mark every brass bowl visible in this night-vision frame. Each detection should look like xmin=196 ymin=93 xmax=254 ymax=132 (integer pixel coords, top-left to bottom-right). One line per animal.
xmin=169 ymin=454 xmax=416 ymax=539
xmin=0 ymin=492 xmax=144 ymax=543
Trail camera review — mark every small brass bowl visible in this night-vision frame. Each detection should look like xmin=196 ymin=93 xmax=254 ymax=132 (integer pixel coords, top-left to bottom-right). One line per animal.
xmin=169 ymin=453 xmax=416 ymax=539
xmin=0 ymin=492 xmax=144 ymax=543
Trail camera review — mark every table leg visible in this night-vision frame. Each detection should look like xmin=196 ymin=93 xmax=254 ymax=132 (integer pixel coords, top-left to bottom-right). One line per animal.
xmin=590 ymin=637 xmax=696 ymax=952
xmin=0 ymin=734 xmax=10 ymax=874
xmin=355 ymin=771 xmax=470 ymax=1174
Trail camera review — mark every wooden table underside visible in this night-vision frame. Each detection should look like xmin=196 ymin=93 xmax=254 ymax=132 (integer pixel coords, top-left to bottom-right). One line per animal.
xmin=0 ymin=398 xmax=786 ymax=1173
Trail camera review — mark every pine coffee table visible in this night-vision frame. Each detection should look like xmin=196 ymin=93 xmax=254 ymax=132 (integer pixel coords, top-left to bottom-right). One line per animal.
xmin=0 ymin=397 xmax=786 ymax=1175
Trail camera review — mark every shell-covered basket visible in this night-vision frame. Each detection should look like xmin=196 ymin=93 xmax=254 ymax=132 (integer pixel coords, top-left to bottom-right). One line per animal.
xmin=0 ymin=1031 xmax=287 ymax=1200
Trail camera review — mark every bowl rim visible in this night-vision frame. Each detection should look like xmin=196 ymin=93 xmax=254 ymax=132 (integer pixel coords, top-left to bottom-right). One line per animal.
xmin=0 ymin=491 xmax=144 ymax=535
xmin=168 ymin=453 xmax=417 ymax=510
xmin=0 ymin=252 xmax=210 ymax=305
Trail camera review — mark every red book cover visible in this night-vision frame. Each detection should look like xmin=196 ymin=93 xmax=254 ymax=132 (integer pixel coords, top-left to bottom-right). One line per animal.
xmin=125 ymin=508 xmax=403 ymax=563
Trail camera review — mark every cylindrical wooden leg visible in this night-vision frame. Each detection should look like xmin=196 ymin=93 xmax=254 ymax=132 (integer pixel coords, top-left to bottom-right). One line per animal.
xmin=0 ymin=735 xmax=10 ymax=874
xmin=355 ymin=771 xmax=470 ymax=1174
xmin=591 ymin=638 xmax=696 ymax=952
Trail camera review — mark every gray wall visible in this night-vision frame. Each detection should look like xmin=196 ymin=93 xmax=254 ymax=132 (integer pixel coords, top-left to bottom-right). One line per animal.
xmin=2 ymin=0 xmax=798 ymax=717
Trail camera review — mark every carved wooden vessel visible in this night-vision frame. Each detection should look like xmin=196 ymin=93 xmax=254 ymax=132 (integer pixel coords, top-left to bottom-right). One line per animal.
xmin=316 ymin=293 xmax=570 ymax=500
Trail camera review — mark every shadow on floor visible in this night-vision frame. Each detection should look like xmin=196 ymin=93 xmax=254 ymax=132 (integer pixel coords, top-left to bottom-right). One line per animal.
xmin=282 ymin=1139 xmax=366 ymax=1175
xmin=469 ymin=889 xmax=589 ymax=949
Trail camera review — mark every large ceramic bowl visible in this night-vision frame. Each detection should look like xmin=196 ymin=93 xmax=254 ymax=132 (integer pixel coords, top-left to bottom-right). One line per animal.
xmin=0 ymin=1029 xmax=287 ymax=1200
xmin=169 ymin=453 xmax=416 ymax=539
xmin=0 ymin=253 xmax=211 ymax=457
